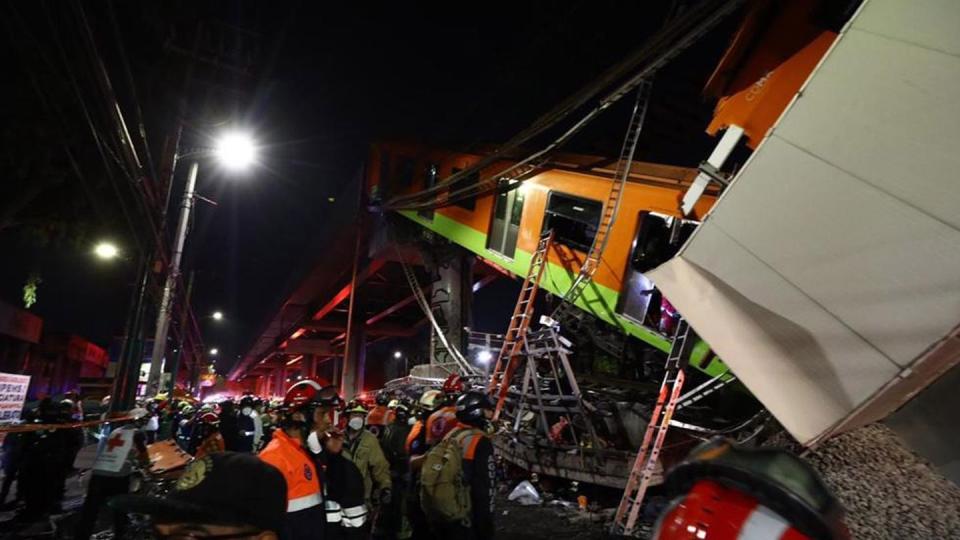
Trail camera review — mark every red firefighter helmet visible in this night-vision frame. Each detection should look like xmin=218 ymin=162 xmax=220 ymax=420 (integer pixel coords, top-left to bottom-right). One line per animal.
xmin=199 ymin=411 xmax=220 ymax=426
xmin=654 ymin=437 xmax=848 ymax=540
xmin=283 ymin=378 xmax=340 ymax=412
xmin=441 ymin=373 xmax=464 ymax=395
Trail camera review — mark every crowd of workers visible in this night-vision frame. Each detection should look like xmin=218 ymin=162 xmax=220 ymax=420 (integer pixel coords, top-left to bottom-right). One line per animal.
xmin=57 ymin=373 xmax=496 ymax=540
xmin=1 ymin=372 xmax=845 ymax=540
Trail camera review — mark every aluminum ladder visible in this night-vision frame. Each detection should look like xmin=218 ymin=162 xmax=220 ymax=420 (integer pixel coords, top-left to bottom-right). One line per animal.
xmin=488 ymin=231 xmax=554 ymax=421
xmin=552 ymin=80 xmax=652 ymax=327
xmin=611 ymin=317 xmax=694 ymax=536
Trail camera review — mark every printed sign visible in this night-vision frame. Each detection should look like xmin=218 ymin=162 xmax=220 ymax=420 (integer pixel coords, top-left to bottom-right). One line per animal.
xmin=92 ymin=427 xmax=135 ymax=473
xmin=0 ymin=373 xmax=31 ymax=423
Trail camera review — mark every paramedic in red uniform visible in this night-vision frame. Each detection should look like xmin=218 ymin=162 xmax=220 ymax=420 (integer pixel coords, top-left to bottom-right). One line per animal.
xmin=259 ymin=379 xmax=328 ymax=540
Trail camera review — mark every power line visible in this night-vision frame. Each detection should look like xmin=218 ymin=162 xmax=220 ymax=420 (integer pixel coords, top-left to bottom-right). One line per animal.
xmin=381 ymin=0 xmax=745 ymax=211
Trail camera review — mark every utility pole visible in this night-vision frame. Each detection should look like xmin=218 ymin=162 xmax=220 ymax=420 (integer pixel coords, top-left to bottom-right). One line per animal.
xmin=146 ymin=161 xmax=199 ymax=396
xmin=166 ymin=270 xmax=195 ymax=397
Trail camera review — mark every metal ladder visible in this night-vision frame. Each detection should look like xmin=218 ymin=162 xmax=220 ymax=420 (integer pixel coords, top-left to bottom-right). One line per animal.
xmin=552 ymin=80 xmax=652 ymax=326
xmin=489 ymin=231 xmax=554 ymax=421
xmin=612 ymin=317 xmax=694 ymax=536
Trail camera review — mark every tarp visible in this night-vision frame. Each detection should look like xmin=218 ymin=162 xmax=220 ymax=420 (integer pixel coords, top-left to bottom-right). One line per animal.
xmin=649 ymin=0 xmax=960 ymax=445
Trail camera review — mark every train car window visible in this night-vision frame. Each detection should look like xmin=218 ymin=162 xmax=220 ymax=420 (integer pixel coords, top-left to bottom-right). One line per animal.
xmin=417 ymin=163 xmax=437 ymax=220
xmin=631 ymin=213 xmax=696 ymax=273
xmin=450 ymin=167 xmax=478 ymax=210
xmin=543 ymin=192 xmax=602 ymax=252
xmin=487 ymin=180 xmax=525 ymax=258
xmin=618 ymin=212 xmax=698 ymax=326
xmin=397 ymin=157 xmax=415 ymax=186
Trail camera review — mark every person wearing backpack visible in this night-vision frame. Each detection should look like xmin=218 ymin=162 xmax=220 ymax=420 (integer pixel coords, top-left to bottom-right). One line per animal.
xmin=419 ymin=391 xmax=496 ymax=540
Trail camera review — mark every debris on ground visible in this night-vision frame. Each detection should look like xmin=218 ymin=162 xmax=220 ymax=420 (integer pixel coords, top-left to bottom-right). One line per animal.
xmin=804 ymin=424 xmax=960 ymax=540
xmin=508 ymin=480 xmax=542 ymax=506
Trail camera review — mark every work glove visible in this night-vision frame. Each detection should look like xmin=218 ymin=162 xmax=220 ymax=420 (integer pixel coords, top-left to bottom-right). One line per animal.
xmin=379 ymin=488 xmax=392 ymax=506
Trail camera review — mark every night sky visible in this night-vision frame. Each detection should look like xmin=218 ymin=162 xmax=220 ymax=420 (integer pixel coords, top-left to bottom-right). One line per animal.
xmin=1 ymin=1 xmax=736 ymax=373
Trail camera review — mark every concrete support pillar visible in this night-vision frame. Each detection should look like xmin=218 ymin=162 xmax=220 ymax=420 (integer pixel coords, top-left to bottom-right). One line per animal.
xmin=306 ymin=355 xmax=317 ymax=379
xmin=428 ymin=245 xmax=474 ymax=364
xmin=273 ymin=367 xmax=285 ymax=397
xmin=341 ymin=324 xmax=366 ymax=400
xmin=331 ymin=357 xmax=341 ymax=389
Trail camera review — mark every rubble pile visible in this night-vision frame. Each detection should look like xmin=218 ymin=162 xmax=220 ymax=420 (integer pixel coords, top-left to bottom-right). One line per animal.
xmin=805 ymin=424 xmax=960 ymax=539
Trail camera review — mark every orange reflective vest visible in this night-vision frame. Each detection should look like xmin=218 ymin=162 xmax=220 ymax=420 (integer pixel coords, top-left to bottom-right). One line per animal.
xmin=259 ymin=430 xmax=323 ymax=512
xmin=366 ymin=405 xmax=395 ymax=427
xmin=405 ymin=420 xmax=423 ymax=454
xmin=425 ymin=405 xmax=457 ymax=446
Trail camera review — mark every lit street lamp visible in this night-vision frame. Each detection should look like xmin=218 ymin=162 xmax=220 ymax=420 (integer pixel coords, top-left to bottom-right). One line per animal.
xmin=93 ymin=241 xmax=120 ymax=260
xmin=209 ymin=348 xmax=219 ymax=356
xmin=212 ymin=310 xmax=224 ymax=321
xmin=477 ymin=350 xmax=493 ymax=364
xmin=393 ymin=351 xmax=402 ymax=359
xmin=146 ymin=130 xmax=257 ymax=395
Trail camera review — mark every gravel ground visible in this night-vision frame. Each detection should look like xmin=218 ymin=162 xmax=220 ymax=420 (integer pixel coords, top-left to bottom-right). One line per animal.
xmin=803 ymin=423 xmax=960 ymax=539
xmin=497 ymin=423 xmax=959 ymax=539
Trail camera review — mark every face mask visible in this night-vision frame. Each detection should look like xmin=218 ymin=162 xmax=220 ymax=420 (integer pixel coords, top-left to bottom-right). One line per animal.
xmin=242 ymin=407 xmax=252 ymax=415
xmin=348 ymin=417 xmax=364 ymax=431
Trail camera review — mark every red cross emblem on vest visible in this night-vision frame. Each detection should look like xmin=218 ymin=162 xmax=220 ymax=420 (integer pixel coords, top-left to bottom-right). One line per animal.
xmin=107 ymin=433 xmax=126 ymax=452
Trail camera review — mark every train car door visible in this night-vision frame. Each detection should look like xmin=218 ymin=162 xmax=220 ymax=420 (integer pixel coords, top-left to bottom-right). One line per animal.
xmin=487 ymin=180 xmax=525 ymax=258
xmin=618 ymin=212 xmax=697 ymax=327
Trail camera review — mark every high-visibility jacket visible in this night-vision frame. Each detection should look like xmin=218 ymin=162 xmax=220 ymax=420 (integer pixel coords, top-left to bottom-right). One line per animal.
xmin=367 ymin=405 xmax=395 ymax=427
xmin=405 ymin=419 xmax=425 ymax=455
xmin=425 ymin=405 xmax=457 ymax=446
xmin=259 ymin=430 xmax=323 ymax=513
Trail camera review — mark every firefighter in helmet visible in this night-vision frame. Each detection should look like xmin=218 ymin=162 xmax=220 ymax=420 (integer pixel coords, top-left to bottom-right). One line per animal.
xmin=342 ymin=400 xmax=391 ymax=535
xmin=259 ymin=379 xmax=330 ymax=540
xmin=365 ymin=390 xmax=395 ymax=439
xmin=425 ymin=374 xmax=464 ymax=446
xmin=193 ymin=411 xmax=225 ymax=458
xmin=652 ymin=437 xmax=849 ymax=540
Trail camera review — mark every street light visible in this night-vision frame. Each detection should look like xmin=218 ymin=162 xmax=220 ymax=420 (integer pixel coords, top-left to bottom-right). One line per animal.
xmin=212 ymin=311 xmax=224 ymax=321
xmin=146 ymin=129 xmax=258 ymax=395
xmin=477 ymin=350 xmax=493 ymax=364
xmin=209 ymin=348 xmax=219 ymax=356
xmin=93 ymin=241 xmax=120 ymax=260
xmin=214 ymin=131 xmax=257 ymax=171
xmin=393 ymin=351 xmax=402 ymax=359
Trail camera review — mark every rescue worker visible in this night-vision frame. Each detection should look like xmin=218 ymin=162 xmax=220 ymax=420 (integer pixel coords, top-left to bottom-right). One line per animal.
xmin=406 ymin=390 xmax=440 ymax=458
xmin=425 ymin=375 xmax=463 ymax=446
xmin=365 ymin=390 xmax=394 ymax=439
xmin=111 ymin=452 xmax=287 ymax=540
xmin=194 ymin=411 xmax=226 ymax=458
xmin=176 ymin=404 xmax=196 ymax=450
xmin=74 ymin=408 xmax=150 ymax=540
xmin=652 ymin=437 xmax=849 ymax=540
xmin=220 ymin=399 xmax=241 ymax=451
xmin=316 ymin=427 xmax=369 ymax=540
xmin=405 ymin=389 xmax=441 ymax=540
xmin=259 ymin=380 xmax=327 ymax=540
xmin=428 ymin=391 xmax=496 ymax=540
xmin=238 ymin=395 xmax=258 ymax=452
xmin=343 ymin=401 xmax=392 ymax=535
xmin=379 ymin=400 xmax=413 ymax=540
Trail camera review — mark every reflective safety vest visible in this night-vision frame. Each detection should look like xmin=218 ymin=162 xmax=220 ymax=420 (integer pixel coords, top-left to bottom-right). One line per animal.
xmin=366 ymin=405 xmax=395 ymax=427
xmin=425 ymin=406 xmax=457 ymax=446
xmin=325 ymin=499 xmax=368 ymax=528
xmin=405 ymin=420 xmax=424 ymax=455
xmin=259 ymin=430 xmax=323 ymax=512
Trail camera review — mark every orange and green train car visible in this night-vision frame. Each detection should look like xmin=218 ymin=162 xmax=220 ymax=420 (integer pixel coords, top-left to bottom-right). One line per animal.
xmin=367 ymin=142 xmax=727 ymax=378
